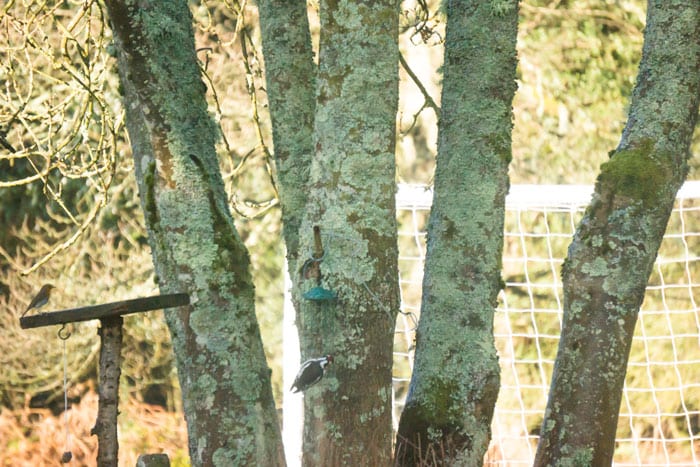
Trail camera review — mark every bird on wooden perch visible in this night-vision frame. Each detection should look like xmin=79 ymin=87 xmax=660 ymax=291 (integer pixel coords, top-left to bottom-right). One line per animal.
xmin=22 ymin=284 xmax=55 ymax=317
xmin=290 ymin=355 xmax=333 ymax=393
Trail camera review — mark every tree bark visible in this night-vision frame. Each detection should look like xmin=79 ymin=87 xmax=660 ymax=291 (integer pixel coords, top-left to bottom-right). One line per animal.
xmin=395 ymin=1 xmax=518 ymax=465
xmin=102 ymin=1 xmax=285 ymax=465
xmin=256 ymin=6 xmax=316 ymax=462
xmin=534 ymin=2 xmax=700 ymax=465
xmin=257 ymin=0 xmax=315 ymax=299
xmin=295 ymin=1 xmax=401 ymax=465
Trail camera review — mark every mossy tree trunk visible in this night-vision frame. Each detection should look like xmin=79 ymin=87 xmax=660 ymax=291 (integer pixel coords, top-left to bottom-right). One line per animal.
xmin=534 ymin=2 xmax=700 ymax=465
xmin=256 ymin=4 xmax=316 ymax=461
xmin=103 ymin=1 xmax=285 ymax=465
xmin=395 ymin=1 xmax=519 ymax=465
xmin=259 ymin=1 xmax=401 ymax=464
xmin=289 ymin=1 xmax=401 ymax=465
xmin=257 ymin=0 xmax=315 ymax=310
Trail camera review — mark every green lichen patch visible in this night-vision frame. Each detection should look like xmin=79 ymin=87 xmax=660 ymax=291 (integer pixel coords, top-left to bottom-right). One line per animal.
xmin=562 ymin=447 xmax=594 ymax=467
xmin=490 ymin=0 xmax=517 ymax=18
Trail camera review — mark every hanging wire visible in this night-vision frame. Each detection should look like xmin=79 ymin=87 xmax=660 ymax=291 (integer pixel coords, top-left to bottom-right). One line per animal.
xmin=58 ymin=324 xmax=73 ymax=463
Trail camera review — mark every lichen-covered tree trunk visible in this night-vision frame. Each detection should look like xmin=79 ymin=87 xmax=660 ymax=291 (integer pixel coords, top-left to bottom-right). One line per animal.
xmin=294 ymin=1 xmax=401 ymax=465
xmin=534 ymin=2 xmax=700 ymax=465
xmin=395 ymin=2 xmax=519 ymax=465
xmin=102 ymin=1 xmax=285 ymax=465
xmin=257 ymin=0 xmax=315 ymax=298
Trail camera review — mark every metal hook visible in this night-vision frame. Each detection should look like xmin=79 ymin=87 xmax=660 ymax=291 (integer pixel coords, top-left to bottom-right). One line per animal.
xmin=58 ymin=323 xmax=71 ymax=340
xmin=310 ymin=251 xmax=326 ymax=262
xmin=300 ymin=252 xmax=327 ymax=280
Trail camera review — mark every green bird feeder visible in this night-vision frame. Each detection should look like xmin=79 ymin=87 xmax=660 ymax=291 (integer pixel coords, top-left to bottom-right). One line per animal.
xmin=303 ymin=286 xmax=337 ymax=302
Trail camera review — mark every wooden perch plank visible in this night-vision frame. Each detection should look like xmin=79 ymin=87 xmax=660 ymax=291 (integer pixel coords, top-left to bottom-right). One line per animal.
xmin=19 ymin=293 xmax=190 ymax=329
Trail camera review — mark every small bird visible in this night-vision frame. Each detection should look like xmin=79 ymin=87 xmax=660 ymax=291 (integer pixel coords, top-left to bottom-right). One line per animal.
xmin=290 ymin=355 xmax=333 ymax=393
xmin=22 ymin=284 xmax=55 ymax=317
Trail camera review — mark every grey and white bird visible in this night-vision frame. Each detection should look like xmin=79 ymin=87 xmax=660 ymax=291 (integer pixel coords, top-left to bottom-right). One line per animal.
xmin=22 ymin=284 xmax=55 ymax=317
xmin=290 ymin=355 xmax=333 ymax=393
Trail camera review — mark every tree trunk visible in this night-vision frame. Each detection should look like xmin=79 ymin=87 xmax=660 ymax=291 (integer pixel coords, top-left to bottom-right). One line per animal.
xmin=395 ymin=1 xmax=518 ymax=465
xmin=296 ymin=1 xmax=401 ymax=465
xmin=256 ymin=2 xmax=316 ymax=464
xmin=534 ymin=2 xmax=700 ymax=465
xmin=258 ymin=0 xmax=316 ymax=271
xmin=102 ymin=1 xmax=285 ymax=465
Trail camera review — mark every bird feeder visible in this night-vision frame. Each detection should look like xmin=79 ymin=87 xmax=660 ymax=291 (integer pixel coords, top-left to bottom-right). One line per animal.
xmin=303 ymin=286 xmax=337 ymax=302
xmin=19 ymin=293 xmax=189 ymax=467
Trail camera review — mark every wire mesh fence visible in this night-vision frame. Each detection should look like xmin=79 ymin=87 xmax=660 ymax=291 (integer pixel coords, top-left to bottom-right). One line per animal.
xmin=394 ymin=182 xmax=700 ymax=466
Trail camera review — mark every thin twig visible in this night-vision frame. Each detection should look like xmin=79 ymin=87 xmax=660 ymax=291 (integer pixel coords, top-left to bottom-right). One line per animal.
xmin=399 ymin=51 xmax=440 ymax=120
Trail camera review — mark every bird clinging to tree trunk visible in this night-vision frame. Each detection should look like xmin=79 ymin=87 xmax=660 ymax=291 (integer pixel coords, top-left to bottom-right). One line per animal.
xmin=290 ymin=355 xmax=333 ymax=393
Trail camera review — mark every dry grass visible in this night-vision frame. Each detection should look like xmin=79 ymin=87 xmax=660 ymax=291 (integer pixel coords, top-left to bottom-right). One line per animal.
xmin=0 ymin=390 xmax=188 ymax=467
